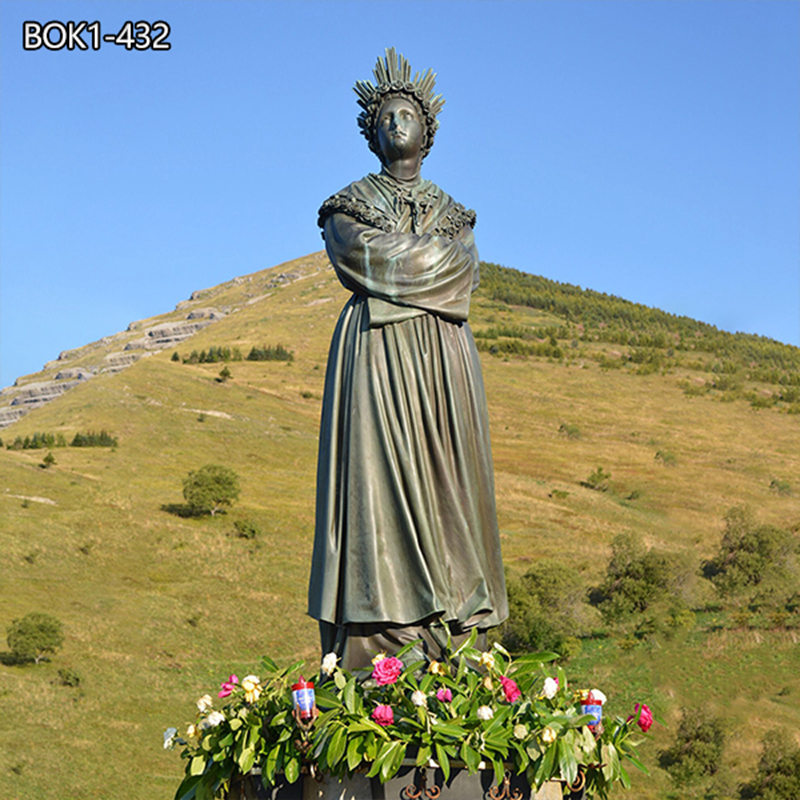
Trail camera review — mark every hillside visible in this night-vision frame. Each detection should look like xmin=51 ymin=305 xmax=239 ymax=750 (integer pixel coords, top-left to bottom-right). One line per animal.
xmin=1 ymin=253 xmax=799 ymax=799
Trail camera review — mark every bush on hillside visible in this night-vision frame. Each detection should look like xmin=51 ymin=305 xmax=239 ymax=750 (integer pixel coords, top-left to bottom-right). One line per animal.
xmin=182 ymin=465 xmax=240 ymax=516
xmin=739 ymin=729 xmax=800 ymax=799
xmin=495 ymin=560 xmax=594 ymax=658
xmin=581 ymin=466 xmax=611 ymax=492
xmin=658 ymin=707 xmax=725 ymax=785
xmin=702 ymin=506 xmax=797 ymax=599
xmin=589 ymin=533 xmax=679 ymax=623
xmin=7 ymin=613 xmax=64 ymax=664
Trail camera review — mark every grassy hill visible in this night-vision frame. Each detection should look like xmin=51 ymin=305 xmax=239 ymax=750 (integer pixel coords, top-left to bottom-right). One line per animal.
xmin=1 ymin=253 xmax=798 ymax=799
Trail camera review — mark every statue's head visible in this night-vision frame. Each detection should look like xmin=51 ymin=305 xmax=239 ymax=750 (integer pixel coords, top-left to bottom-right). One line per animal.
xmin=354 ymin=48 xmax=445 ymax=165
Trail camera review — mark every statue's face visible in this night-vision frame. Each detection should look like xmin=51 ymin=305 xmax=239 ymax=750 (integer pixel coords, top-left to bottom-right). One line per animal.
xmin=375 ymin=96 xmax=424 ymax=164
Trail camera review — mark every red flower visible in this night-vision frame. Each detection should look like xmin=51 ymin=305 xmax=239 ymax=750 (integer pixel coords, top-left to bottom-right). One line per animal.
xmin=372 ymin=656 xmax=403 ymax=686
xmin=372 ymin=704 xmax=394 ymax=726
xmin=436 ymin=687 xmax=453 ymax=703
xmin=500 ymin=676 xmax=521 ymax=703
xmin=628 ymin=703 xmax=653 ymax=732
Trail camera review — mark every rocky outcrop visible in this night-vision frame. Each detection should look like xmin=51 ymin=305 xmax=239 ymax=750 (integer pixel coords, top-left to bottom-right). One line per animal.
xmin=10 ymin=379 xmax=81 ymax=407
xmin=124 ymin=319 xmax=214 ymax=351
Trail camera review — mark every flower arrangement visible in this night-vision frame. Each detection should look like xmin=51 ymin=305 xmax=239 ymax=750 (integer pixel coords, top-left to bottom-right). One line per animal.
xmin=167 ymin=633 xmax=653 ymax=800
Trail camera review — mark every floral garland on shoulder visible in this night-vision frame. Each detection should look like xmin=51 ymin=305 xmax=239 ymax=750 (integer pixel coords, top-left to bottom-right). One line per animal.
xmin=167 ymin=633 xmax=654 ymax=800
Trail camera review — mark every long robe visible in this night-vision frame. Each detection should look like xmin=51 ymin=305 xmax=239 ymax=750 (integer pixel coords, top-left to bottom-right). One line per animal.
xmin=307 ymin=171 xmax=508 ymax=634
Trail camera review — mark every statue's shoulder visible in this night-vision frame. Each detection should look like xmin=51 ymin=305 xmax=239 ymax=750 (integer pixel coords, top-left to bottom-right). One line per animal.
xmin=317 ymin=174 xmax=394 ymax=232
xmin=422 ymin=180 xmax=477 ymax=237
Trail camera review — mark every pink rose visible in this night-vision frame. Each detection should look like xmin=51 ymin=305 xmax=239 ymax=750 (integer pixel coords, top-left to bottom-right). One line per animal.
xmin=436 ymin=687 xmax=453 ymax=703
xmin=218 ymin=674 xmax=238 ymax=698
xmin=372 ymin=656 xmax=403 ymax=686
xmin=628 ymin=703 xmax=653 ymax=732
xmin=500 ymin=676 xmax=521 ymax=703
xmin=372 ymin=704 xmax=394 ymax=726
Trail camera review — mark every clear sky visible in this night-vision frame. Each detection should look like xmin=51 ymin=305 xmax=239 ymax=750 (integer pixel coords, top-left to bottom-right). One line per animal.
xmin=1 ymin=0 xmax=798 ymax=389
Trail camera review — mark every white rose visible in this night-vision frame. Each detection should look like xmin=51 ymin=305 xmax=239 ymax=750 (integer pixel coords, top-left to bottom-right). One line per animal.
xmin=196 ymin=694 xmax=213 ymax=713
xmin=590 ymin=688 xmax=607 ymax=704
xmin=321 ymin=652 xmax=338 ymax=676
xmin=204 ymin=710 xmax=225 ymax=728
xmin=542 ymin=677 xmax=558 ymax=699
xmin=541 ymin=726 xmax=557 ymax=744
xmin=513 ymin=724 xmax=528 ymax=740
xmin=411 ymin=690 xmax=427 ymax=707
xmin=476 ymin=705 xmax=494 ymax=721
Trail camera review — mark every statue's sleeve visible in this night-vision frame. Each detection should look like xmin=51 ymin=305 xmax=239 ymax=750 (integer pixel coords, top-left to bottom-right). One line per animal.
xmin=323 ymin=213 xmax=478 ymax=321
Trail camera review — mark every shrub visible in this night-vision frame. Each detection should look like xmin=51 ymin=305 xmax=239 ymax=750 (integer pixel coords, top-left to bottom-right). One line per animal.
xmin=739 ymin=729 xmax=800 ymax=799
xmin=233 ymin=519 xmax=261 ymax=539
xmin=182 ymin=465 xmax=240 ymax=516
xmin=654 ymin=449 xmax=677 ymax=466
xmin=589 ymin=534 xmax=676 ymax=622
xmin=581 ymin=466 xmax=611 ymax=492
xmin=496 ymin=560 xmax=593 ymax=657
xmin=41 ymin=451 xmax=56 ymax=468
xmin=702 ymin=506 xmax=797 ymax=598
xmin=218 ymin=365 xmax=232 ymax=382
xmin=171 ymin=351 xmax=180 ymax=362
xmin=558 ymin=423 xmax=581 ymax=439
xmin=57 ymin=667 xmax=82 ymax=687
xmin=7 ymin=613 xmax=64 ymax=664
xmin=769 ymin=478 xmax=791 ymax=496
xmin=658 ymin=708 xmax=725 ymax=785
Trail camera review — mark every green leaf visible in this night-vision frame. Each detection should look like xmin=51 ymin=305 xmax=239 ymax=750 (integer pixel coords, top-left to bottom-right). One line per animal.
xmin=435 ymin=742 xmax=450 ymax=782
xmin=347 ymin=736 xmax=363 ymax=771
xmin=460 ymin=742 xmax=481 ymax=773
xmin=535 ymin=745 xmax=556 ymax=784
xmin=333 ymin=670 xmax=347 ymax=690
xmin=228 ymin=718 xmax=242 ymax=731
xmin=556 ymin=739 xmax=577 ymax=785
xmin=284 ymin=756 xmax=300 ymax=783
xmin=491 ymin=755 xmax=505 ymax=787
xmin=189 ymin=756 xmax=206 ymax=777
xmin=327 ymin=727 xmax=346 ymax=766
xmin=513 ymin=652 xmax=559 ymax=665
xmin=381 ymin=741 xmax=405 ymax=782
xmin=452 ymin=627 xmax=478 ymax=658
xmin=265 ymin=743 xmax=283 ymax=782
xmin=174 ymin=774 xmax=201 ymax=800
xmin=416 ymin=744 xmax=432 ymax=767
xmin=238 ymin=747 xmax=255 ymax=774
xmin=260 ymin=655 xmax=278 ymax=672
xmin=343 ymin=678 xmax=356 ymax=713
xmin=395 ymin=639 xmax=424 ymax=659
xmin=430 ymin=720 xmax=465 ymax=737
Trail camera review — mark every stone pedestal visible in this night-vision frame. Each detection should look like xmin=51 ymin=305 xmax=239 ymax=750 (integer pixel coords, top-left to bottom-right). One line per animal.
xmin=228 ymin=765 xmax=575 ymax=800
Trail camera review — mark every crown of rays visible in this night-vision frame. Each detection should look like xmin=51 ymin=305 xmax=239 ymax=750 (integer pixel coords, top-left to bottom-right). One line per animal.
xmin=354 ymin=48 xmax=445 ymax=161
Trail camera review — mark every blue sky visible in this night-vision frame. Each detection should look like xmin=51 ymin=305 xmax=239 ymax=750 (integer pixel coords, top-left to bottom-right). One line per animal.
xmin=1 ymin=0 xmax=798 ymax=388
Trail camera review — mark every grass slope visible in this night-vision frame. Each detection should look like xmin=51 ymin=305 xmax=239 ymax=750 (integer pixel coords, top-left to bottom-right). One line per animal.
xmin=1 ymin=253 xmax=798 ymax=799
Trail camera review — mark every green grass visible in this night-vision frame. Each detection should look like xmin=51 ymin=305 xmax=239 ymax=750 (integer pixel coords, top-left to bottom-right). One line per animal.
xmin=1 ymin=252 xmax=799 ymax=798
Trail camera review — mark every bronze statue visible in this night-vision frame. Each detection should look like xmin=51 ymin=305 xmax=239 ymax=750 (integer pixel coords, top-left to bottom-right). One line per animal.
xmin=308 ymin=49 xmax=508 ymax=668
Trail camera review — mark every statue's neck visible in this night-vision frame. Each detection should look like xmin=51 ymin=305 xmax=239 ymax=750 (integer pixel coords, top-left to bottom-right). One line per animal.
xmin=381 ymin=157 xmax=421 ymax=183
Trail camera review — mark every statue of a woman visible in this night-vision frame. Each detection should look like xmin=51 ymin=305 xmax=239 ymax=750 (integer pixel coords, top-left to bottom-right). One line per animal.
xmin=308 ymin=49 xmax=508 ymax=668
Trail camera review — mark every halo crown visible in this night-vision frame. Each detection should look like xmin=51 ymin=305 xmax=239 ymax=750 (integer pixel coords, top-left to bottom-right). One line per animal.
xmin=354 ymin=48 xmax=444 ymax=161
